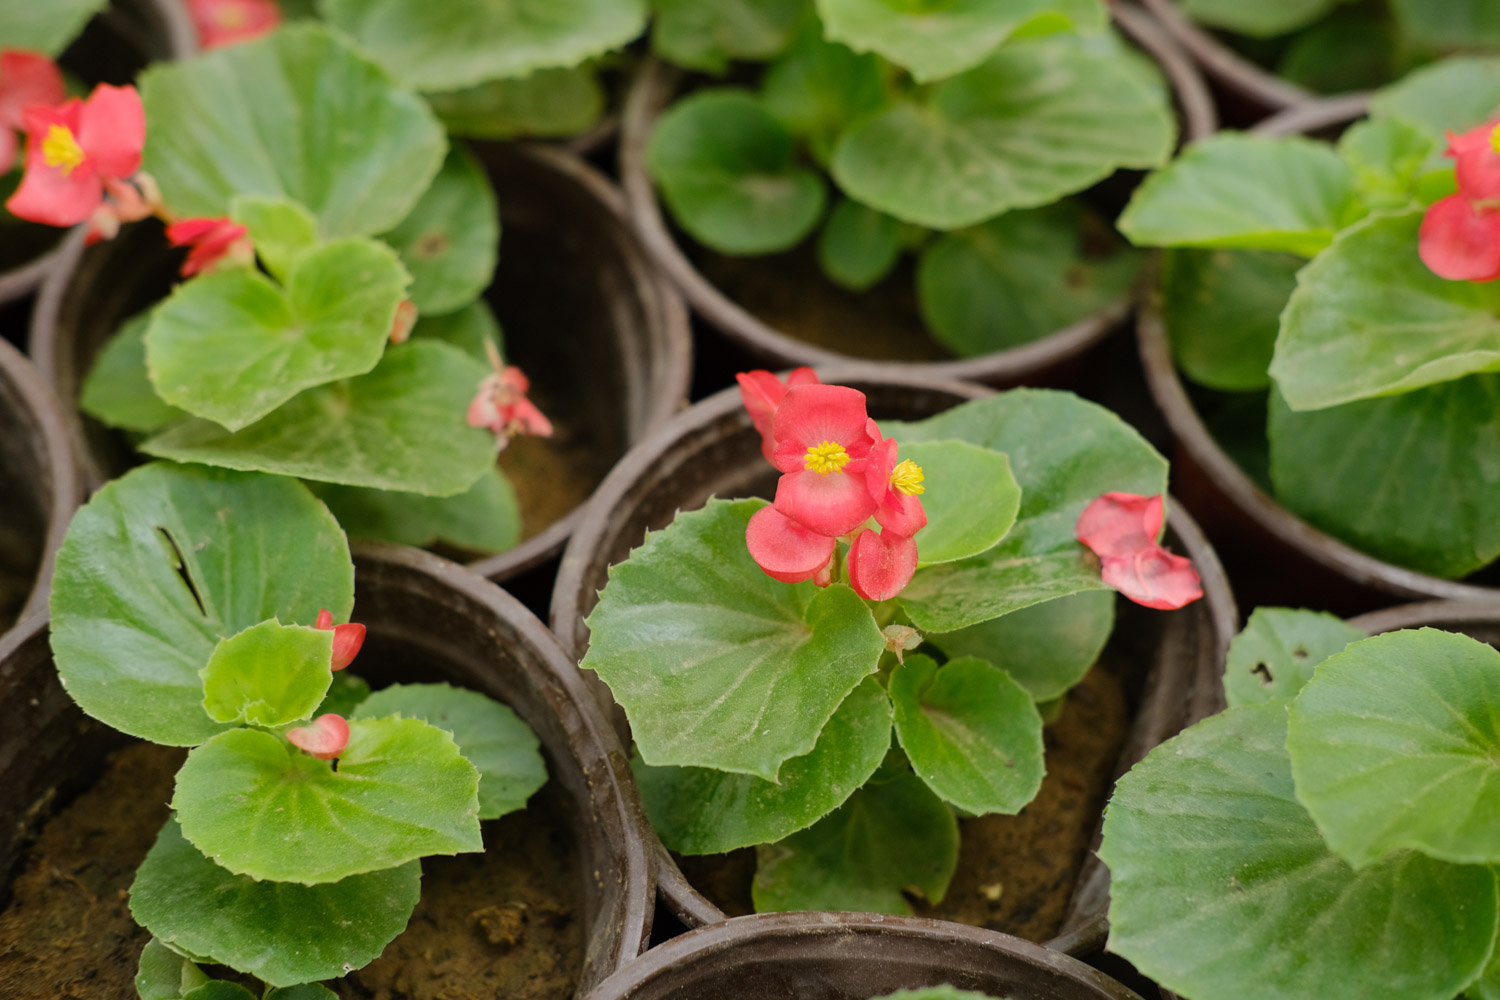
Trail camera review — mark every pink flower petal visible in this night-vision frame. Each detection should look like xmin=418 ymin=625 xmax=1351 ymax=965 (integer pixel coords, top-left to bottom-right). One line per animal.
xmin=0 ymin=50 xmax=65 ymax=131
xmin=1447 ymin=121 xmax=1500 ymax=202
xmin=315 ymin=608 xmax=333 ymax=630
xmin=847 ymin=528 xmax=918 ymax=602
xmin=875 ymin=490 xmax=926 ymax=537
xmin=864 ymin=422 xmax=926 ymax=536
xmin=1100 ymin=548 xmax=1203 ymax=610
xmin=773 ymin=465 xmax=877 ymax=538
xmin=1075 ymin=492 xmax=1164 ymax=560
xmin=6 ymin=105 xmax=101 ymax=226
xmin=168 ymin=216 xmax=251 ymax=277
xmin=76 ymin=84 xmax=144 ymax=180
xmin=313 ymin=608 xmax=365 ymax=671
xmin=746 ymin=504 xmax=836 ymax=584
xmin=187 ymin=0 xmax=282 ymax=50
xmin=1419 ymin=195 xmax=1500 ymax=282
xmin=769 ymin=384 xmax=874 ymax=473
xmin=286 ymin=713 xmax=350 ymax=760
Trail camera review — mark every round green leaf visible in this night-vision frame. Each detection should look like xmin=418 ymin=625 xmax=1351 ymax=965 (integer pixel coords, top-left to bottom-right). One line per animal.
xmin=79 ymin=313 xmax=185 ymax=434
xmin=426 ymin=67 xmax=604 ymax=139
xmin=1160 ymin=248 xmax=1302 ymax=392
xmin=199 ymin=620 xmax=333 ymax=727
xmin=752 ymin=771 xmax=959 ymax=914
xmin=918 ymin=201 xmax=1140 ymax=356
xmin=1177 ymin=0 xmax=1337 ymax=38
xmin=831 ymin=33 xmax=1173 ymax=230
xmin=761 ymin=21 xmax=886 ymax=163
xmin=0 ymin=0 xmax=104 ymax=55
xmin=634 ymin=676 xmax=892 ymax=855
xmin=130 ymin=819 xmax=420 ymax=988
xmin=581 ymin=498 xmax=886 ymax=781
xmin=817 ymin=198 xmax=904 ymax=291
xmin=320 ymin=0 xmax=648 ymax=91
xmin=926 ymin=590 xmax=1113 ymax=701
xmin=141 ymin=340 xmax=497 ymax=498
xmin=1288 ymin=629 xmax=1500 ymax=868
xmin=647 ymin=89 xmax=827 ymax=256
xmin=352 ymin=682 xmax=546 ymax=820
xmin=900 ymin=439 xmax=1018 ymax=565
xmin=146 ymin=238 xmax=408 ymax=432
xmin=1367 ymin=56 xmax=1500 ymax=139
xmin=378 ymin=145 xmax=498 ymax=316
xmin=141 ymin=24 xmax=446 ymax=238
xmin=136 ymin=938 xmax=208 ymax=1000
xmin=50 ymin=464 xmax=353 ymax=746
xmin=1222 ymin=606 xmax=1363 ymax=708
xmin=173 ymin=718 xmax=482 ymax=884
xmin=229 ymin=196 xmax=320 ymax=284
xmin=312 ymin=466 xmax=522 ymax=555
xmin=890 ymin=655 xmax=1043 ymax=815
xmin=652 ymin=0 xmax=807 ymax=75
xmin=1100 ymin=701 xmax=1498 ymax=1000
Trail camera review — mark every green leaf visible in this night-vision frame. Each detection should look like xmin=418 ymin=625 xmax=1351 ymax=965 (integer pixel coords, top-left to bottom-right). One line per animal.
xmin=1335 ymin=118 xmax=1440 ymax=213
xmin=831 ymin=33 xmax=1174 ymax=230
xmin=130 ymin=819 xmax=420 ymax=988
xmin=141 ymin=24 xmax=446 ymax=238
xmin=181 ymin=984 xmax=256 ymax=1000
xmin=634 ymin=676 xmax=892 ymax=854
xmin=80 ymin=313 xmax=186 ymax=434
xmin=315 ymin=671 xmax=372 ymax=718
xmin=312 ymin=466 xmax=521 ymax=555
xmin=1222 ymin=606 xmax=1363 ymax=708
xmin=1272 ymin=211 xmax=1500 ymax=411
xmin=1118 ymin=133 xmax=1358 ymax=256
xmin=648 ymin=89 xmax=827 ymax=255
xmin=1100 ymin=701 xmax=1499 ymax=1000
xmin=918 ymin=201 xmax=1140 ymax=356
xmin=141 ymin=340 xmax=496 ymax=498
xmin=426 ymin=67 xmax=604 ymax=139
xmin=927 ymin=590 xmax=1113 ymax=701
xmin=1288 ymin=629 xmax=1500 ymax=869
xmin=1472 ymin=953 xmax=1500 ymax=1000
xmin=378 ymin=145 xmax=498 ymax=316
xmin=752 ymin=771 xmax=959 ymax=914
xmin=581 ymin=498 xmax=886 ymax=781
xmin=145 ymin=238 xmax=408 ymax=431
xmin=1176 ymin=0 xmax=1338 ymax=38
xmin=230 ymin=195 xmax=319 ymax=284
xmin=1367 ymin=56 xmax=1500 ymax=139
xmin=135 ymin=938 xmax=208 ymax=1000
xmin=890 ymin=654 xmax=1043 ymax=814
xmin=199 ymin=620 xmax=333 ymax=727
xmin=173 ymin=718 xmax=482 ymax=884
xmin=901 ymin=439 xmax=1019 ymax=565
xmin=1391 ymin=0 xmax=1500 ymax=51
xmin=1160 ymin=248 xmax=1301 ymax=392
xmin=761 ymin=21 xmax=885 ymax=163
xmin=352 ymin=682 xmax=546 ymax=820
xmin=888 ymin=390 xmax=1168 ymax=633
xmin=652 ymin=0 xmax=808 ymax=74
xmin=320 ymin=0 xmax=648 ymax=91
xmin=817 ymin=199 xmax=903 ymax=291
xmin=816 ymin=0 xmax=1106 ymax=83
xmin=0 ymin=0 xmax=104 ymax=55
xmin=50 ymin=464 xmax=353 ymax=746
xmin=1267 ymin=377 xmax=1500 ymax=579
xmin=1276 ymin=8 xmax=1402 ymax=96
xmin=265 ymin=987 xmax=340 ymax=1000
xmin=411 ymin=298 xmax=504 ymax=362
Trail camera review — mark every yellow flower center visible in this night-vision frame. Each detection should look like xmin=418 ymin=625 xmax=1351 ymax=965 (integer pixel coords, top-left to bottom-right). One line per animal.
xmin=890 ymin=459 xmax=925 ymax=495
xmin=804 ymin=440 xmax=851 ymax=476
xmin=42 ymin=125 xmax=85 ymax=176
xmin=1490 ymin=123 xmax=1500 ymax=155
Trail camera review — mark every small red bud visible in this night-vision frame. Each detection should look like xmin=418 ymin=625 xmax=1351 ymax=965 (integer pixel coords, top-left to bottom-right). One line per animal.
xmin=330 ymin=623 xmax=365 ymax=672
xmin=315 ymin=608 xmax=333 ymax=630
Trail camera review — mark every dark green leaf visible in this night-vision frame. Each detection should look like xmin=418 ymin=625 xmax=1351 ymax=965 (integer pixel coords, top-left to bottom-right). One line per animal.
xmin=312 ymin=466 xmax=522 ymax=555
xmin=1392 ymin=0 xmax=1500 ymax=50
xmin=1177 ymin=0 xmax=1338 ymax=38
xmin=378 ymin=144 xmax=498 ymax=316
xmin=199 ymin=619 xmax=333 ymax=726
xmin=264 ymin=987 xmax=340 ymax=1000
xmin=817 ymin=199 xmax=903 ymax=291
xmin=80 ymin=313 xmax=185 ymax=434
xmin=1160 ymin=248 xmax=1301 ymax=392
xmin=426 ymin=67 xmax=604 ymax=139
xmin=652 ymin=0 xmax=807 ymax=74
xmin=927 ymin=590 xmax=1113 ymax=701
xmin=1222 ymin=606 xmax=1362 ymax=707
xmin=181 ymin=984 xmax=256 ymax=1000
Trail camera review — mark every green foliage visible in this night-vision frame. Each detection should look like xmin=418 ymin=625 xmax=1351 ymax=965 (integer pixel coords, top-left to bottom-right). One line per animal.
xmin=817 ymin=199 xmax=904 ymax=291
xmin=1160 ymin=248 xmax=1301 ymax=392
xmin=80 ymin=313 xmax=185 ymax=434
xmin=378 ymin=145 xmax=499 ymax=316
xmin=136 ymin=938 xmax=209 ymax=1000
xmin=1176 ymin=0 xmax=1340 ymax=38
xmin=411 ymin=298 xmax=504 ymax=361
xmin=927 ymin=590 xmax=1113 ymax=701
xmin=0 ymin=0 xmax=104 ymax=55
xmin=314 ymin=671 xmax=372 ymax=718
xmin=1335 ymin=118 xmax=1441 ymax=212
xmin=230 ymin=196 xmax=319 ymax=283
xmin=652 ymin=0 xmax=808 ymax=74
xmin=198 ymin=620 xmax=333 ymax=727
xmin=1366 ymin=56 xmax=1500 ymax=138
xmin=761 ymin=22 xmax=885 ymax=164
xmin=426 ymin=67 xmax=605 ymax=139
xmin=49 ymin=464 xmax=353 ymax=746
xmin=312 ymin=467 xmax=523 ymax=555
xmin=900 ymin=439 xmax=1018 ymax=565
xmin=1391 ymin=0 xmax=1500 ymax=51
xmin=1221 ymin=606 xmax=1362 ymax=707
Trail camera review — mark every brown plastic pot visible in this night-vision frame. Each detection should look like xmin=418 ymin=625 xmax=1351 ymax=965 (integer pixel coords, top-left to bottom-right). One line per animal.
xmin=548 ymin=374 xmax=1237 ymax=956
xmin=584 ymin=912 xmax=1148 ymax=1000
xmin=30 ymin=142 xmax=692 ymax=581
xmin=617 ymin=3 xmax=1217 ymax=385
xmin=0 ymin=339 xmax=82 ymax=642
xmin=0 ymin=541 xmax=655 ymax=996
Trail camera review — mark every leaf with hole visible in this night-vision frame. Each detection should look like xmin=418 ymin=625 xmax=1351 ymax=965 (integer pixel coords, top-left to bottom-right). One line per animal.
xmin=1222 ymin=606 xmax=1363 ymax=707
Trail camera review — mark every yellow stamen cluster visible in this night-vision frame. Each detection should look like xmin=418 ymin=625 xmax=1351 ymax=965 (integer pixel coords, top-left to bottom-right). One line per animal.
xmin=804 ymin=440 xmax=851 ymax=476
xmin=890 ymin=459 xmax=925 ymax=495
xmin=42 ymin=125 xmax=85 ymax=176
xmin=1490 ymin=123 xmax=1500 ymax=155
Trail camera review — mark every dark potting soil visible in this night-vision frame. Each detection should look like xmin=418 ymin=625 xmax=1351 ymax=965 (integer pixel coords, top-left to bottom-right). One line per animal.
xmin=497 ymin=430 xmax=603 ymax=544
xmin=0 ymin=743 xmax=583 ymax=1000
xmin=675 ymin=662 xmax=1129 ymax=941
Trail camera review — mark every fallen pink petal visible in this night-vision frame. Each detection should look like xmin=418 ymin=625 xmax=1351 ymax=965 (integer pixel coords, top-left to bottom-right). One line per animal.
xmin=1099 ymin=547 xmax=1203 ymax=611
xmin=1075 ymin=492 xmax=1164 ymax=560
xmin=286 ymin=713 xmax=350 ymax=760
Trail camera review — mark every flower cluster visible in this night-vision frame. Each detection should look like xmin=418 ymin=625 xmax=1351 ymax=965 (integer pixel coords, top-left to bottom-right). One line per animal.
xmin=467 ymin=340 xmax=554 ymax=450
xmin=1419 ymin=120 xmax=1500 ymax=282
xmin=739 ymin=370 xmax=926 ymax=601
xmin=1075 ymin=492 xmax=1202 ymax=610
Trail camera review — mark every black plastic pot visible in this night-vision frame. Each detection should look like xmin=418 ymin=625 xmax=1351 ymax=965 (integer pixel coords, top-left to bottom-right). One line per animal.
xmin=29 ymin=143 xmax=692 ymax=582
xmin=0 ymin=541 xmax=656 ymax=997
xmin=617 ymin=3 xmax=1217 ymax=385
xmin=549 ymin=375 xmax=1237 ymax=956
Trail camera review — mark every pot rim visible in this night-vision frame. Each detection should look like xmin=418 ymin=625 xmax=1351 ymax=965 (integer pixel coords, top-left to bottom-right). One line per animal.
xmin=616 ymin=3 xmax=1217 ymax=383
xmin=1134 ymin=0 xmax=1316 ymax=111
xmin=1347 ymin=599 xmax=1500 ymax=635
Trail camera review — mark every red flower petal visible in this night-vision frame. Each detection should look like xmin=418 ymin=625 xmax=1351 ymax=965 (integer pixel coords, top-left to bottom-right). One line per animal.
xmin=773 ymin=465 xmax=877 ymax=538
xmin=1075 ymin=492 xmax=1163 ymax=560
xmin=0 ymin=50 xmax=65 ymax=131
xmin=745 ymin=504 xmax=836 ymax=584
xmin=1100 ymin=548 xmax=1203 ymax=611
xmin=769 ymin=384 xmax=874 ymax=473
xmin=875 ymin=490 xmax=926 ymax=537
xmin=76 ymin=84 xmax=144 ymax=180
xmin=1447 ymin=121 xmax=1500 ymax=202
xmin=168 ymin=216 xmax=251 ymax=277
xmin=864 ymin=422 xmax=926 ymax=536
xmin=1419 ymin=195 xmax=1500 ymax=282
xmin=6 ymin=108 xmax=101 ymax=226
xmin=286 ymin=713 xmax=350 ymax=760
xmin=847 ymin=528 xmax=918 ymax=602
xmin=165 ymin=217 xmax=224 ymax=245
xmin=315 ymin=608 xmax=333 ymax=630
xmin=187 ymin=0 xmax=282 ymax=50
xmin=330 ymin=623 xmax=365 ymax=671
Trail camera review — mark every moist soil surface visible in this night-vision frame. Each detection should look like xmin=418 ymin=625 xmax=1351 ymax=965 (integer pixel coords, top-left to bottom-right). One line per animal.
xmin=676 ymin=661 xmax=1129 ymax=941
xmin=0 ymin=743 xmax=582 ymax=1000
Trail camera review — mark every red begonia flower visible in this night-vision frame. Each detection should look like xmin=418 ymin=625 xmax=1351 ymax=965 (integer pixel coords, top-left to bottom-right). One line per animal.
xmin=166 ymin=216 xmax=253 ymax=277
xmin=1419 ymin=194 xmax=1500 ymax=282
xmin=1075 ymin=492 xmax=1162 ymax=559
xmin=737 ymin=367 xmax=819 ymax=461
xmin=186 ymin=0 xmax=282 ymax=50
xmin=6 ymin=84 xmax=144 ymax=227
xmin=467 ymin=341 xmax=554 ymax=449
xmin=314 ymin=607 xmax=366 ymax=671
xmin=864 ymin=419 xmax=927 ymax=537
xmin=0 ymin=50 xmax=65 ymax=175
xmin=745 ymin=504 xmax=837 ymax=584
xmin=847 ymin=527 xmax=919 ymax=602
xmin=1448 ymin=122 xmax=1500 ymax=204
xmin=1075 ymin=492 xmax=1202 ymax=611
xmin=768 ymin=384 xmax=878 ymax=537
xmin=286 ymin=713 xmax=350 ymax=760
xmin=1100 ymin=546 xmax=1203 ymax=611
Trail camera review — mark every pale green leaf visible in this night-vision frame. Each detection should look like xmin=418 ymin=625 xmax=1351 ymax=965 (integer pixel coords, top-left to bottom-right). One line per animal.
xmin=927 ymin=590 xmax=1113 ymax=701
xmin=199 ymin=619 xmax=332 ymax=727
xmin=426 ymin=67 xmax=604 ymax=139
xmin=900 ymin=439 xmax=1019 ymax=565
xmin=135 ymin=938 xmax=207 ymax=1000
xmin=652 ymin=0 xmax=807 ymax=74
xmin=1222 ymin=606 xmax=1363 ymax=707
xmin=1160 ymin=248 xmax=1301 ymax=392
xmin=1335 ymin=118 xmax=1441 ymax=213
xmin=378 ymin=144 xmax=498 ymax=316
xmin=312 ymin=465 xmax=522 ymax=555
xmin=80 ymin=313 xmax=186 ymax=434
xmin=229 ymin=195 xmax=319 ymax=284
xmin=0 ymin=0 xmax=105 ymax=55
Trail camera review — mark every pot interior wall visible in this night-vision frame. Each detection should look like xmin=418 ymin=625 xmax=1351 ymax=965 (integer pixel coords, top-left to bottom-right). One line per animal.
xmin=0 ymin=359 xmax=53 ymax=630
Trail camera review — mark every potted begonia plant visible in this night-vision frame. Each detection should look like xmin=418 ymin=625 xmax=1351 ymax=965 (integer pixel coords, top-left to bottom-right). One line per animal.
xmin=1101 ymin=602 xmax=1500 ymax=1000
xmin=1121 ymin=56 xmax=1500 ymax=609
xmin=0 ymin=461 xmax=655 ymax=996
xmin=619 ymin=0 xmax=1209 ymax=381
